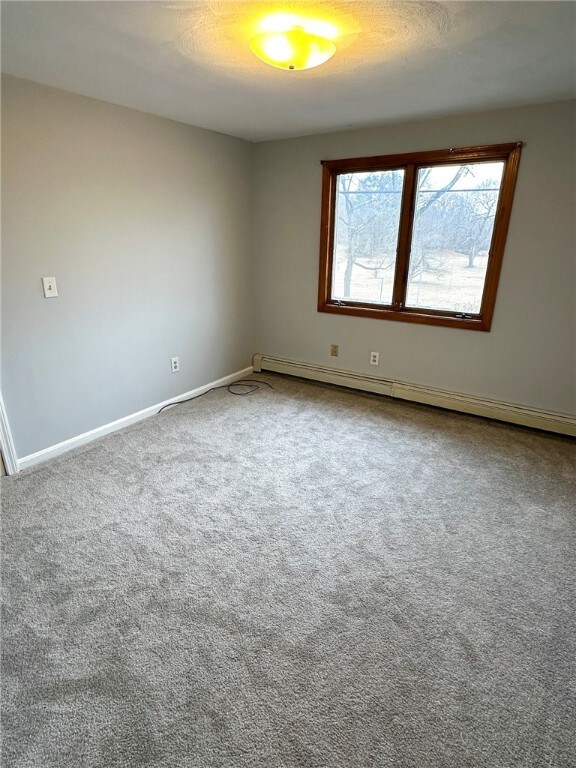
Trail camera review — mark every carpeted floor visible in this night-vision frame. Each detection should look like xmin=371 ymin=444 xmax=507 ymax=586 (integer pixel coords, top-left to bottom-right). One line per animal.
xmin=1 ymin=374 xmax=575 ymax=768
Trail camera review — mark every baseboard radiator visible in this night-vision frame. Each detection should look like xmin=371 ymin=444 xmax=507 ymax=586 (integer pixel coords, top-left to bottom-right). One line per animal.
xmin=253 ymin=354 xmax=576 ymax=438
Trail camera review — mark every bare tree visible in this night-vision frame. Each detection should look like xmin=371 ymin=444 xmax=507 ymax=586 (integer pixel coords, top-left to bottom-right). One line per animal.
xmin=462 ymin=190 xmax=499 ymax=267
xmin=335 ymin=165 xmax=501 ymax=299
xmin=336 ymin=171 xmax=402 ymax=297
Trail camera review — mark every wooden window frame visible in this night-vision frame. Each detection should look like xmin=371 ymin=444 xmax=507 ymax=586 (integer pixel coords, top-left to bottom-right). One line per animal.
xmin=318 ymin=142 xmax=522 ymax=331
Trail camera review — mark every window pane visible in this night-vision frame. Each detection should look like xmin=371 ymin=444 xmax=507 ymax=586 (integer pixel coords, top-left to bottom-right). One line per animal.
xmin=406 ymin=162 xmax=504 ymax=314
xmin=332 ymin=169 xmax=404 ymax=305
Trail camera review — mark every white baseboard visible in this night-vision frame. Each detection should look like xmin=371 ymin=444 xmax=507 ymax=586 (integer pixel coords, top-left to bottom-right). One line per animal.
xmin=17 ymin=366 xmax=254 ymax=472
xmin=253 ymin=354 xmax=576 ymax=437
xmin=0 ymin=392 xmax=19 ymax=476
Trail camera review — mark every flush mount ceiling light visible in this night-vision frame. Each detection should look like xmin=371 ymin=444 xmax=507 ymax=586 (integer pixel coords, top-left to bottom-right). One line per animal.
xmin=249 ymin=16 xmax=338 ymax=71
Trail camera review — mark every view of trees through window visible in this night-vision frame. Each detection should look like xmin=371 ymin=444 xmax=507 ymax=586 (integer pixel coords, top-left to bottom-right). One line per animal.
xmin=319 ymin=143 xmax=521 ymax=330
xmin=333 ymin=169 xmax=404 ymax=305
xmin=332 ymin=161 xmax=504 ymax=315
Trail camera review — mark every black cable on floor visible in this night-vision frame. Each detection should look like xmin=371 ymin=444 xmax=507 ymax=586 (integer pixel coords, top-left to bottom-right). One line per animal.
xmin=158 ymin=379 xmax=273 ymax=414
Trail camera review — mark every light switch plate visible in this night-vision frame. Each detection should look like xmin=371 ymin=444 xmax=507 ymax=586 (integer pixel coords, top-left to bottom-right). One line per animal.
xmin=42 ymin=277 xmax=58 ymax=298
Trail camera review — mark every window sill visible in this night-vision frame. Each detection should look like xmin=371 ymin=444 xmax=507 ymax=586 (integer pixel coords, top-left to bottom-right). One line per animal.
xmin=318 ymin=301 xmax=490 ymax=331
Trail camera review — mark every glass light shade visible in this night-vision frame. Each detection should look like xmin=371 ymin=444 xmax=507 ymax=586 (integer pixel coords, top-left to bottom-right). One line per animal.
xmin=249 ymin=27 xmax=336 ymax=70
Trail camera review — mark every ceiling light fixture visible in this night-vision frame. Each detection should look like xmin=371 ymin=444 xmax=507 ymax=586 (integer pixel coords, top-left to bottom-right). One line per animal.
xmin=249 ymin=24 xmax=336 ymax=71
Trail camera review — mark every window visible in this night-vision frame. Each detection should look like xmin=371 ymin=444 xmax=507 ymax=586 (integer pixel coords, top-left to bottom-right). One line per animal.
xmin=318 ymin=143 xmax=522 ymax=330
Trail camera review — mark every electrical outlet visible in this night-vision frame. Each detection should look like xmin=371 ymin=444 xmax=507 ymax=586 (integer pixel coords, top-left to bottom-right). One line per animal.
xmin=330 ymin=344 xmax=339 ymax=357
xmin=171 ymin=357 xmax=180 ymax=373
xmin=370 ymin=351 xmax=379 ymax=366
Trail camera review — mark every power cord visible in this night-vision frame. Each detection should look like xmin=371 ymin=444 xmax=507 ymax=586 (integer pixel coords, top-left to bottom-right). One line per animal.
xmin=158 ymin=379 xmax=273 ymax=414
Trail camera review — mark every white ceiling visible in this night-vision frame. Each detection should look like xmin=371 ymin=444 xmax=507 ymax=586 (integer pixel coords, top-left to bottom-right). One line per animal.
xmin=1 ymin=1 xmax=575 ymax=142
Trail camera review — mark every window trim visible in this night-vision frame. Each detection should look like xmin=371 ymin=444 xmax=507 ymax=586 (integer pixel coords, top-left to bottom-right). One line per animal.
xmin=318 ymin=142 xmax=523 ymax=331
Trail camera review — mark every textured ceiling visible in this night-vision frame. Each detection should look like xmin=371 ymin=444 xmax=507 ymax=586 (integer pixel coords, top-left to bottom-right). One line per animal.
xmin=1 ymin=1 xmax=575 ymax=142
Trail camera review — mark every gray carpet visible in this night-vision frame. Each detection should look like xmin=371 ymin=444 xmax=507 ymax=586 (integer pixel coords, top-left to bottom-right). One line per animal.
xmin=1 ymin=373 xmax=575 ymax=768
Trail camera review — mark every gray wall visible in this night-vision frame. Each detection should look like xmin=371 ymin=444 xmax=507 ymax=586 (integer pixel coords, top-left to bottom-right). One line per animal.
xmin=253 ymin=101 xmax=576 ymax=415
xmin=2 ymin=78 xmax=574 ymax=461
xmin=2 ymin=75 xmax=255 ymax=457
